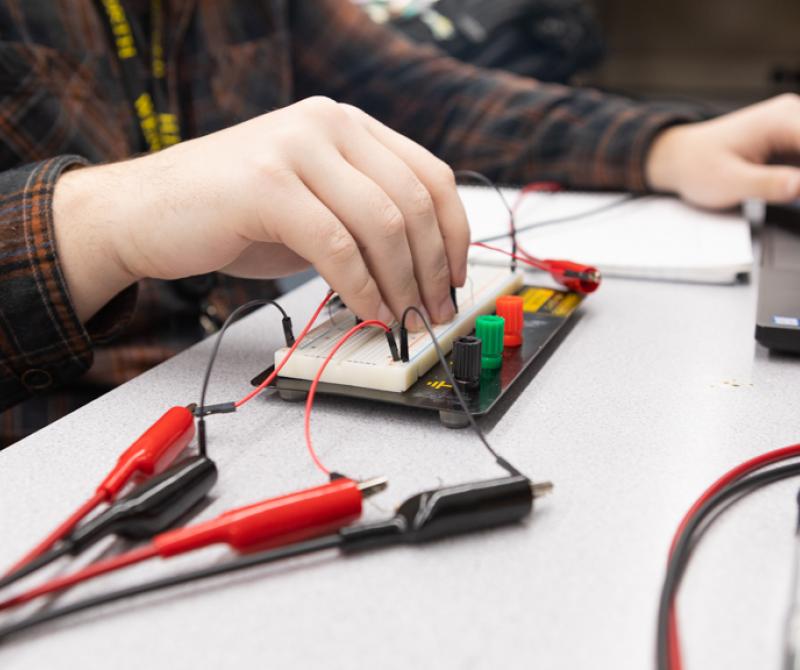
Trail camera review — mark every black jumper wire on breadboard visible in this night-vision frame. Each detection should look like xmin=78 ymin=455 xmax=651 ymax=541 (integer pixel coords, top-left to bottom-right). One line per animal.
xmin=251 ymin=266 xmax=583 ymax=428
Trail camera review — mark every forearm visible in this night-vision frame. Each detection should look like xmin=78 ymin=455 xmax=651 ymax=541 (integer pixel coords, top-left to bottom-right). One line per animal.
xmin=42 ymin=98 xmax=474 ymax=336
xmin=52 ymin=164 xmax=140 ymax=323
xmin=51 ymin=143 xmax=247 ymax=324
xmin=0 ymin=156 xmax=139 ymax=412
xmin=290 ymin=0 xmax=705 ymax=191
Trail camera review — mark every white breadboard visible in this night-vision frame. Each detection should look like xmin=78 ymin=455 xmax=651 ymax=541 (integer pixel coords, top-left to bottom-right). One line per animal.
xmin=275 ymin=267 xmax=524 ymax=392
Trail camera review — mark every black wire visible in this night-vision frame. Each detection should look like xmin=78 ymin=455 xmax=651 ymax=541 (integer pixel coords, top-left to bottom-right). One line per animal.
xmin=0 ymin=302 xmax=516 ymax=641
xmin=656 ymin=461 xmax=800 ymax=670
xmin=0 ymin=535 xmax=342 ymax=644
xmin=454 ymin=169 xmax=517 ymax=272
xmin=2 ymin=301 xmax=291 ymax=590
xmin=197 ymin=299 xmax=290 ymax=456
xmin=325 ymin=293 xmax=348 ymax=331
xmin=400 ymin=306 xmax=519 ymax=477
xmin=0 ymin=543 xmax=72 ymax=592
xmin=475 ymin=193 xmax=638 ymax=245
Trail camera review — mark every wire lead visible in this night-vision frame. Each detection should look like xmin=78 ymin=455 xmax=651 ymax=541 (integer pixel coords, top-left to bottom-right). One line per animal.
xmin=400 ymin=306 xmax=519 ymax=477
xmin=455 ymin=169 xmax=517 ymax=272
xmin=783 ymin=488 xmax=800 ymax=670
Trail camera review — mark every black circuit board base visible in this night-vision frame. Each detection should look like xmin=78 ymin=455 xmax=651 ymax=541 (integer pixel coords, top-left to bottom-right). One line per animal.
xmin=251 ymin=285 xmax=583 ymax=428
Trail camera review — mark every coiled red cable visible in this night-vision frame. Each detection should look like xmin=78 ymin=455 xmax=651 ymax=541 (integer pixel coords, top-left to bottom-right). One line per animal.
xmin=666 ymin=442 xmax=800 ymax=670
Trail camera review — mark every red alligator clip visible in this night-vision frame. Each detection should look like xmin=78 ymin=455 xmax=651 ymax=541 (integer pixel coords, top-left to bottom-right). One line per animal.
xmin=544 ymin=260 xmax=602 ymax=294
xmin=97 ymin=406 xmax=196 ymax=500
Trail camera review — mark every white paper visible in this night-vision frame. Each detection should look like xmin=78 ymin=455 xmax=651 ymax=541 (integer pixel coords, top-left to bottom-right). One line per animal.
xmin=461 ymin=187 xmax=754 ymax=284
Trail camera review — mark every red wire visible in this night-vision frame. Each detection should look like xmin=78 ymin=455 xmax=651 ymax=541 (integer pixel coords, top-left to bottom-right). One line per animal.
xmin=0 ymin=292 xmax=356 ymax=609
xmin=668 ymin=444 xmax=800 ymax=556
xmin=303 ymin=320 xmax=391 ymax=476
xmin=234 ymin=290 xmax=334 ymax=408
xmin=474 ymin=181 xmax=564 ymax=273
xmin=509 ymin=182 xmax=562 ymax=265
xmin=471 ymin=241 xmax=550 ymax=272
xmin=0 ymin=544 xmax=159 ymax=611
xmin=668 ymin=608 xmax=683 ymax=670
xmin=3 ymin=490 xmax=108 ymax=576
xmin=477 ymin=185 xmax=601 ymax=295
xmin=666 ymin=442 xmax=800 ymax=670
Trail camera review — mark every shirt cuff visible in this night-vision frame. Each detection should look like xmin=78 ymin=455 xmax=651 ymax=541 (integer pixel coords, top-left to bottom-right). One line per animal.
xmin=573 ymin=98 xmax=709 ymax=193
xmin=0 ymin=156 xmax=137 ymax=410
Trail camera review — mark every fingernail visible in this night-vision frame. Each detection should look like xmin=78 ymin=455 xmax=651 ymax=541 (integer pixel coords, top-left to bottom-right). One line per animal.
xmin=435 ymin=293 xmax=455 ymax=324
xmin=377 ymin=302 xmax=395 ymax=325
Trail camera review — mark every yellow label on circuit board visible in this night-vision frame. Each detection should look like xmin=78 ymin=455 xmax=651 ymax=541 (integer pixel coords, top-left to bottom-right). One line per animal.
xmin=426 ymin=379 xmax=453 ymax=391
xmin=553 ymin=293 xmax=580 ymax=316
xmin=520 ymin=287 xmax=554 ymax=313
xmin=518 ymin=287 xmax=582 ymax=316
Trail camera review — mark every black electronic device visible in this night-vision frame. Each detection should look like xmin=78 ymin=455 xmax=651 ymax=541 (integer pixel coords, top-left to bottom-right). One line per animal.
xmin=755 ymin=203 xmax=800 ymax=353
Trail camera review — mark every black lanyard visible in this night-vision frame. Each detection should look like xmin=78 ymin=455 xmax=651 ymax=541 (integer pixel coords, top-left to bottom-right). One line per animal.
xmin=96 ymin=0 xmax=223 ymax=332
xmin=95 ymin=0 xmax=181 ymax=153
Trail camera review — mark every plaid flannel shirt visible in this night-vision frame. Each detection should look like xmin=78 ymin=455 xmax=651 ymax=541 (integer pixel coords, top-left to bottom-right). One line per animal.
xmin=0 ymin=0 xmax=702 ymax=447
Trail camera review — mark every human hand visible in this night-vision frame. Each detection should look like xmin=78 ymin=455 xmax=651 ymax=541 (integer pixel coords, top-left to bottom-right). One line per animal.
xmin=54 ymin=97 xmax=469 ymax=327
xmin=645 ymin=93 xmax=800 ymax=209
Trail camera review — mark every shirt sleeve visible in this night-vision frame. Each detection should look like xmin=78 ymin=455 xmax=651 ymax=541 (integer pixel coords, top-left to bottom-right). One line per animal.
xmin=0 ymin=156 xmax=136 ymax=412
xmin=289 ymin=1 xmax=706 ymax=191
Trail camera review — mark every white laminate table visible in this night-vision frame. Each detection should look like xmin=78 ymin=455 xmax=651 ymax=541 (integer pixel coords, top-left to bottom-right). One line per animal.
xmin=1 ymin=238 xmax=799 ymax=670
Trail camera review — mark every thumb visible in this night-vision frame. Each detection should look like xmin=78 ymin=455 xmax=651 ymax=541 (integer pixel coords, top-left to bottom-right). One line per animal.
xmin=728 ymin=162 xmax=800 ymax=204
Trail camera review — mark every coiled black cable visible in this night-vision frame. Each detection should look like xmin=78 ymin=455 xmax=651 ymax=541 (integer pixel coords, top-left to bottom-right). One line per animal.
xmin=657 ymin=461 xmax=800 ymax=670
